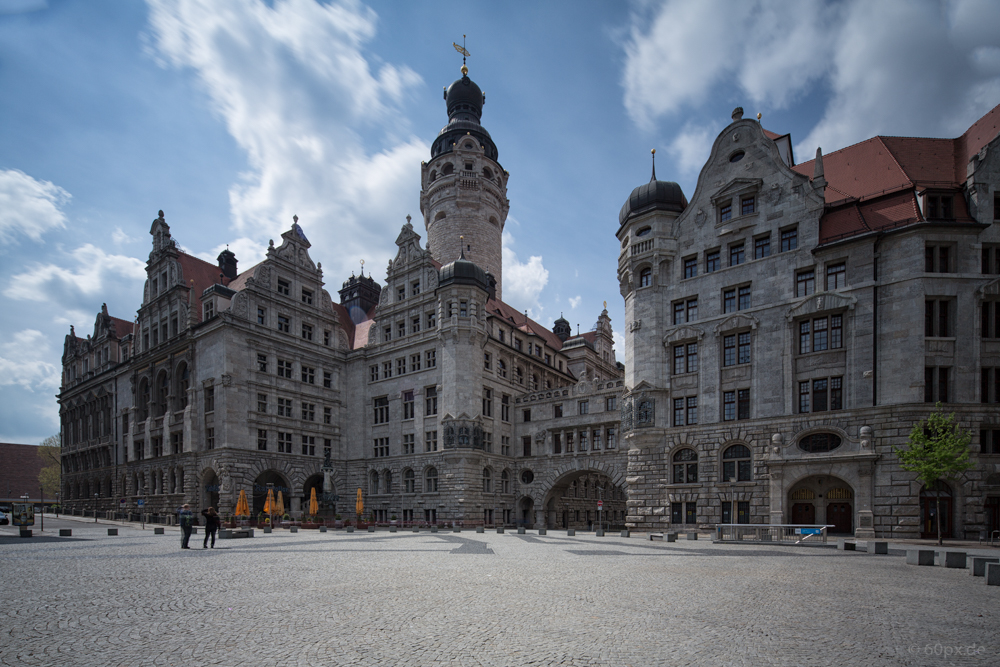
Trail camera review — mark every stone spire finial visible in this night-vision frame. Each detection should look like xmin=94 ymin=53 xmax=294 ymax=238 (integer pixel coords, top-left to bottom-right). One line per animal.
xmin=731 ymin=107 xmax=744 ymax=121
xmin=650 ymin=148 xmax=656 ymax=182
xmin=813 ymin=147 xmax=824 ymax=180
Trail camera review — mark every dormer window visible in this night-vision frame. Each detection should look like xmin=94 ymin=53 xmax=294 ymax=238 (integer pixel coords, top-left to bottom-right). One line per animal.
xmin=277 ymin=278 xmax=290 ymax=296
xmin=924 ymin=193 xmax=955 ymax=220
xmin=203 ymin=300 xmax=215 ymax=320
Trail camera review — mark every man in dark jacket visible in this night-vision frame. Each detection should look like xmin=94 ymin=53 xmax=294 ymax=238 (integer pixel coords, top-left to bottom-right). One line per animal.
xmin=178 ymin=504 xmax=195 ymax=549
xmin=201 ymin=507 xmax=221 ymax=548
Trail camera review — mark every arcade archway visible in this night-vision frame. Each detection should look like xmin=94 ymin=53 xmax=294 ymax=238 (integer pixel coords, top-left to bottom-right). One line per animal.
xmin=251 ymin=470 xmax=292 ymax=516
xmin=541 ymin=470 xmax=627 ymax=530
xmin=787 ymin=475 xmax=854 ymax=534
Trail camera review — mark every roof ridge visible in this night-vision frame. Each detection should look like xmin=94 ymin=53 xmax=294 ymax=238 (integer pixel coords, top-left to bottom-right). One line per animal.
xmin=872 ymin=136 xmax=912 ymax=187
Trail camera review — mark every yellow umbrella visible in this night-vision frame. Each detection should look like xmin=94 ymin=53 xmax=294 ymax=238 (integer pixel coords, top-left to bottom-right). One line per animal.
xmin=309 ymin=488 xmax=319 ymax=516
xmin=235 ymin=489 xmax=250 ymax=517
xmin=355 ymin=488 xmax=363 ymax=517
xmin=276 ymin=490 xmax=285 ymax=517
xmin=263 ymin=488 xmax=274 ymax=515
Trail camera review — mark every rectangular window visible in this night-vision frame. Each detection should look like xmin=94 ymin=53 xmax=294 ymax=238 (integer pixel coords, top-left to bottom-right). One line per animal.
xmin=427 ymin=312 xmax=436 ymax=329
xmin=673 ymin=301 xmax=684 ymax=325
xmin=301 ymin=288 xmax=313 ymax=305
xmin=412 ymin=281 xmax=421 ymax=296
xmin=720 ymin=202 xmax=732 ymax=222
xmin=501 ymin=434 xmax=511 ymax=456
xmin=203 ymin=301 xmax=214 ymax=320
xmin=723 ymin=288 xmax=736 ymax=314
xmin=257 ymin=393 xmax=268 ymax=413
xmin=738 ymin=389 xmax=750 ymax=419
xmin=373 ymin=437 xmax=389 ymax=458
xmin=738 ymin=285 xmax=751 ymax=310
xmin=277 ymin=359 xmax=292 ymax=378
xmin=301 ymin=435 xmax=316 ymax=456
xmin=482 ymin=387 xmax=492 ymax=417
xmin=686 ymin=396 xmax=698 ymax=425
xmin=925 ymin=367 xmax=950 ymax=403
xmin=925 ymin=244 xmax=952 ymax=272
xmin=730 ymin=243 xmax=745 ymax=267
xmin=982 ymin=246 xmax=1000 ymax=275
xmin=605 ymin=396 xmax=617 ymax=411
xmin=672 ymin=343 xmax=698 ymax=374
xmin=723 ymin=391 xmax=736 ymax=421
xmin=460 ymin=301 xmax=468 ymax=317
xmin=410 ymin=354 xmax=421 ymax=373
xmin=673 ymin=398 xmax=684 ymax=427
xmin=301 ymin=402 xmax=315 ymax=421
xmin=925 ymin=299 xmax=951 ymax=337
xmin=706 ymin=250 xmax=720 ymax=273
xmin=277 ymin=279 xmax=289 ymax=296
xmin=501 ymin=394 xmax=510 ymax=422
xmin=484 ymin=352 xmax=492 ymax=370
xmin=741 ymin=196 xmax=755 ymax=216
xmin=781 ymin=228 xmax=798 ymax=252
xmin=397 ymin=358 xmax=406 ymax=376
xmin=369 ymin=365 xmax=378 ymax=382
xmin=578 ymin=400 xmax=589 ymax=415
xmin=799 ymin=377 xmax=843 ymax=413
xmin=301 ymin=323 xmax=313 ymax=341
xmin=796 ymin=270 xmax=815 ymax=297
xmin=826 ymin=262 xmax=846 ymax=290
xmin=382 ymin=361 xmax=392 ymax=379
xmin=204 ymin=386 xmax=215 ymax=413
xmin=607 ymin=427 xmax=616 ymax=449
xmin=277 ymin=315 xmax=290 ymax=333
xmin=277 ymin=397 xmax=292 ymax=417
xmin=397 ymin=286 xmax=406 ymax=302
xmin=425 ymin=430 xmax=438 ymax=452
xmin=982 ymin=302 xmax=1000 ymax=339
xmin=683 ymin=256 xmax=697 ymax=279
xmin=403 ymin=391 xmax=415 ymax=420
xmin=426 ymin=349 xmax=436 ymax=368
xmin=301 ymin=366 xmax=315 ymax=384
xmin=257 ymin=429 xmax=267 ymax=451
xmin=425 ymin=387 xmax=438 ymax=416
xmin=323 ymin=371 xmax=332 ymax=388
xmin=384 ymin=326 xmax=391 ymax=342
xmin=403 ymin=433 xmax=415 ymax=454
xmin=324 ymin=330 xmax=331 ymax=346
xmin=592 ymin=429 xmax=602 ymax=450
xmin=397 ymin=321 xmax=406 ymax=338
xmin=373 ymin=396 xmax=389 ymax=424
xmin=523 ymin=409 xmax=531 ymax=423
xmin=483 ymin=431 xmax=493 ymax=453
xmin=553 ymin=432 xmax=562 ymax=454
xmin=813 ymin=379 xmax=829 ymax=412
xmin=522 ymin=436 xmax=532 ymax=457
xmin=257 ymin=307 xmax=266 ymax=325
xmin=979 ymin=428 xmax=1000 ymax=454
xmin=754 ymin=235 xmax=770 ymax=259
xmin=277 ymin=432 xmax=293 ymax=453
xmin=324 ymin=406 xmax=332 ymax=424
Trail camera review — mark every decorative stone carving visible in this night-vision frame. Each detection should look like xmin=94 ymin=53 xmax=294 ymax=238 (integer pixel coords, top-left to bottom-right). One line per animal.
xmin=636 ymin=395 xmax=654 ymax=428
xmin=231 ymin=291 xmax=249 ymax=320
xmin=256 ymin=265 xmax=271 ymax=290
xmin=221 ymin=374 xmax=232 ymax=387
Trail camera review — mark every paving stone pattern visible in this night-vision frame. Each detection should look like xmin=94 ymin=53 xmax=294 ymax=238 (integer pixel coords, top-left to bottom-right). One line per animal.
xmin=1 ymin=518 xmax=998 ymax=666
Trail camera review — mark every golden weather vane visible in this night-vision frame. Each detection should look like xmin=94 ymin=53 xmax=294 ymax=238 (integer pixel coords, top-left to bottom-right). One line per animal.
xmin=453 ymin=35 xmax=470 ymax=74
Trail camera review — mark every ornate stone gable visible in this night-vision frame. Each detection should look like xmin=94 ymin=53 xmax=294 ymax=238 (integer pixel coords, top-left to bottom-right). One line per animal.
xmin=784 ymin=292 xmax=857 ymax=321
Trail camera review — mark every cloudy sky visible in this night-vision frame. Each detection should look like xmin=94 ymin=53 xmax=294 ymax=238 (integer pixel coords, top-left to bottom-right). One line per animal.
xmin=2 ymin=0 xmax=999 ymax=444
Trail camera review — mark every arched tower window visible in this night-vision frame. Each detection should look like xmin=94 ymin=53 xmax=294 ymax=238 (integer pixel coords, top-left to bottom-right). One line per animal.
xmin=425 ymin=467 xmax=439 ymax=492
xmin=722 ymin=444 xmax=752 ymax=482
xmin=672 ymin=448 xmax=698 ymax=484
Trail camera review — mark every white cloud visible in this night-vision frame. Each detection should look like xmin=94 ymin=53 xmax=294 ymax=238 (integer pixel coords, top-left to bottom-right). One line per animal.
xmin=144 ymin=0 xmax=427 ymax=283
xmin=111 ymin=226 xmax=136 ymax=246
xmin=195 ymin=236 xmax=267 ymax=272
xmin=568 ymin=295 xmax=582 ymax=310
xmin=623 ymin=0 xmax=1000 ymax=157
xmin=4 ymin=244 xmax=147 ymax=302
xmin=668 ymin=123 xmax=718 ymax=177
xmin=501 ymin=229 xmax=549 ymax=318
xmin=0 ymin=169 xmax=70 ymax=244
xmin=0 ymin=330 xmax=61 ymax=392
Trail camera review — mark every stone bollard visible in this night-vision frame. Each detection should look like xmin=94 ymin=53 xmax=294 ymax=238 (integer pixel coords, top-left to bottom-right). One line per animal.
xmin=567 ymin=529 xmax=576 ymax=537
xmin=837 ymin=539 xmax=856 ymax=551
xmin=537 ymin=528 xmax=547 ymax=535
xmin=476 ymin=526 xmax=484 ymax=533
xmin=686 ymin=532 xmax=698 ymax=541
xmin=290 ymin=526 xmax=298 ymax=533
xmin=431 ymin=526 xmax=438 ymax=533
xmin=621 ymin=530 xmax=630 ymax=538
xmin=263 ymin=527 xmax=272 ymax=534
xmin=191 ymin=527 xmax=198 ymax=535
xmin=154 ymin=527 xmax=165 ymax=535
xmin=453 ymin=526 xmax=461 ymax=533
xmin=413 ymin=527 xmax=420 ymax=533
xmin=970 ymin=556 xmax=999 ymax=576
xmin=319 ymin=526 xmax=327 ymax=533
xmin=871 ymin=541 xmax=888 ymax=555
xmin=367 ymin=525 xmax=375 ymax=533
xmin=59 ymin=529 xmax=72 ymax=537
xmin=986 ymin=562 xmax=1000 ymax=586
xmin=906 ymin=549 xmax=934 ymax=566
xmin=107 ymin=528 xmax=118 ymax=536
xmin=389 ymin=526 xmax=397 ymax=533
xmin=496 ymin=527 xmax=504 ymax=534
xmin=595 ymin=529 xmax=604 ymax=536
xmin=943 ymin=551 xmax=967 ymax=568
xmin=346 ymin=526 xmax=354 ymax=533
xmin=517 ymin=527 xmax=526 ymax=535
xmin=666 ymin=533 xmax=677 ymax=542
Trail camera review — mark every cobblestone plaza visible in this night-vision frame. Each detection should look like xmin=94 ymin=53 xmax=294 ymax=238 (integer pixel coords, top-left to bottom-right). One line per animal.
xmin=1 ymin=518 xmax=997 ymax=666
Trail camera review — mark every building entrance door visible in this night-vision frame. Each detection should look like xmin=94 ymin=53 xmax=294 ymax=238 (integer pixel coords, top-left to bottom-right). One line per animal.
xmin=986 ymin=497 xmax=1000 ymax=539
xmin=920 ymin=481 xmax=952 ymax=539
xmin=827 ymin=502 xmax=852 ymax=533
xmin=791 ymin=503 xmax=815 ymax=525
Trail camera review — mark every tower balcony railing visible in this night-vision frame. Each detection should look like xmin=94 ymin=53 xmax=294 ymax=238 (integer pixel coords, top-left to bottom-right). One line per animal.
xmin=631 ymin=239 xmax=654 ymax=255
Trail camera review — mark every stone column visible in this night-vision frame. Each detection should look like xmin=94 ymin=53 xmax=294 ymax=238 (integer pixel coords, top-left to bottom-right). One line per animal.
xmin=534 ymin=508 xmax=545 ymax=529
xmin=768 ymin=434 xmax=785 ymax=525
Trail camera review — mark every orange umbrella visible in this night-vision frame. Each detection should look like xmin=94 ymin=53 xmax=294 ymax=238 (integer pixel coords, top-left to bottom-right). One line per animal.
xmin=355 ymin=488 xmax=363 ymax=517
xmin=309 ymin=488 xmax=318 ymax=516
xmin=264 ymin=488 xmax=274 ymax=515
xmin=276 ymin=490 xmax=285 ymax=517
xmin=235 ymin=489 xmax=250 ymax=517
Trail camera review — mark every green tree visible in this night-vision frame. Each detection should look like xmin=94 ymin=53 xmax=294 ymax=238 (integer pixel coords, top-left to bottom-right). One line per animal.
xmin=893 ymin=405 xmax=975 ymax=545
xmin=37 ymin=435 xmax=61 ymax=504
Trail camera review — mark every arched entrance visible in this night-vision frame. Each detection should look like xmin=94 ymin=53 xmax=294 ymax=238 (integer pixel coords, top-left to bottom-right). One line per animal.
xmin=519 ymin=497 xmax=534 ymax=527
xmin=252 ymin=470 xmax=292 ymax=516
xmin=541 ymin=470 xmax=627 ymax=530
xmin=202 ymin=469 xmax=219 ymax=511
xmin=787 ymin=475 xmax=854 ymax=534
xmin=920 ymin=481 xmax=953 ymax=539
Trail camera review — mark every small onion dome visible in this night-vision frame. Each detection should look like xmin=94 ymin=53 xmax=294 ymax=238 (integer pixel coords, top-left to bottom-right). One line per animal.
xmin=445 ymin=73 xmax=484 ymax=123
xmin=439 ymin=256 xmax=489 ymax=292
xmin=619 ymin=180 xmax=687 ymax=226
xmin=553 ymin=315 xmax=572 ymax=342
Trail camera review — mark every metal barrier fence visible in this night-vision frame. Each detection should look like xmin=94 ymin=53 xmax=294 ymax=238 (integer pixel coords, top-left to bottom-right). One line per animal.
xmin=715 ymin=524 xmax=833 ymax=544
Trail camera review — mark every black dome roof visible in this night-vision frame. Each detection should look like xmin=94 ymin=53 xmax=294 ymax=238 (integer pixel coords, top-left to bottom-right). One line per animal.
xmin=446 ymin=74 xmax=484 ymax=122
xmin=619 ymin=179 xmax=687 ymax=226
xmin=432 ymin=68 xmax=499 ymax=163
xmin=439 ymin=256 xmax=489 ymax=292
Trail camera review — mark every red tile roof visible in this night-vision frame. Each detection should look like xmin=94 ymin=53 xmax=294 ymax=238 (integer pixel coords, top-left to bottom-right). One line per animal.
xmin=177 ymin=252 xmax=224 ymax=324
xmin=486 ymin=298 xmax=564 ymax=350
xmin=109 ymin=317 xmax=134 ymax=338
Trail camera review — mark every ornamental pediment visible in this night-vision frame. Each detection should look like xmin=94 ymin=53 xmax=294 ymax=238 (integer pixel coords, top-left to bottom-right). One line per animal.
xmin=711 ymin=178 xmax=762 ymax=205
xmin=663 ymin=326 xmax=704 ymax=345
xmin=714 ymin=313 xmax=759 ymax=335
xmin=785 ymin=292 xmax=856 ymax=321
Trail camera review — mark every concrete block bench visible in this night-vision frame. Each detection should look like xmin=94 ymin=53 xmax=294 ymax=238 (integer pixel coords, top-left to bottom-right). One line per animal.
xmin=219 ymin=529 xmax=253 ymax=539
xmin=667 ymin=533 xmax=678 ymax=542
xmin=413 ymin=527 xmax=420 ymax=533
xmin=263 ymin=527 xmax=273 ymax=533
xmin=107 ymin=528 xmax=118 ymax=536
xmin=453 ymin=527 xmax=462 ymax=533
xmin=686 ymin=532 xmax=698 ymax=540
xmin=649 ymin=533 xmax=664 ymax=541
xmin=476 ymin=526 xmax=484 ymax=533
xmin=870 ymin=541 xmax=888 ymax=555
xmin=319 ymin=526 xmax=327 ymax=533
xmin=595 ymin=529 xmax=604 ymax=536
xmin=537 ymin=528 xmax=546 ymax=535
xmin=567 ymin=529 xmax=576 ymax=536
xmin=431 ymin=526 xmax=439 ymax=533
xmin=59 ymin=529 xmax=72 ymax=537
xmin=517 ymin=527 xmax=525 ymax=534
xmin=621 ymin=530 xmax=631 ymax=538
xmin=943 ymin=551 xmax=967 ymax=568
xmin=986 ymin=562 xmax=1000 ymax=586
xmin=389 ymin=526 xmax=398 ymax=533
xmin=970 ymin=556 xmax=999 ymax=577
xmin=153 ymin=527 xmax=165 ymax=535
xmin=289 ymin=526 xmax=299 ymax=533
xmin=367 ymin=526 xmax=375 ymax=533
xmin=837 ymin=539 xmax=856 ymax=551
xmin=906 ymin=549 xmax=935 ymax=566
xmin=496 ymin=527 xmax=504 ymax=534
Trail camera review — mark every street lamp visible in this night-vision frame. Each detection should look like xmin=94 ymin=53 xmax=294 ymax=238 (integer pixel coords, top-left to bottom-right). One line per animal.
xmin=95 ymin=493 xmax=99 ymax=523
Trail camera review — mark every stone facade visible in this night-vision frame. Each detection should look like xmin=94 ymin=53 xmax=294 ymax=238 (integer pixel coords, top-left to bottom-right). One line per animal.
xmin=619 ymin=106 xmax=1000 ymax=539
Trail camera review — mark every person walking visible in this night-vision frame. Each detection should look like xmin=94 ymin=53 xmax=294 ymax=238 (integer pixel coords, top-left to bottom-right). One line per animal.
xmin=178 ymin=503 xmax=195 ymax=549
xmin=201 ymin=506 xmax=220 ymax=548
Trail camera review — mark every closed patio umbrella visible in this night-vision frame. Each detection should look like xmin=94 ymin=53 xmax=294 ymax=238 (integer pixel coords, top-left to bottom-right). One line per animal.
xmin=264 ymin=488 xmax=274 ymax=515
xmin=309 ymin=488 xmax=318 ymax=516
xmin=276 ymin=490 xmax=285 ymax=517
xmin=356 ymin=488 xmax=363 ymax=518
xmin=235 ymin=489 xmax=250 ymax=517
